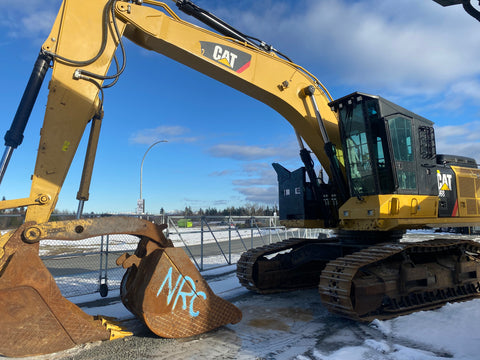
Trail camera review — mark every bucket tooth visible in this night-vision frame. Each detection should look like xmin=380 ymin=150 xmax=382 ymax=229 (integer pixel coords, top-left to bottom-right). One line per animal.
xmin=119 ymin=245 xmax=242 ymax=338
xmin=95 ymin=316 xmax=134 ymax=339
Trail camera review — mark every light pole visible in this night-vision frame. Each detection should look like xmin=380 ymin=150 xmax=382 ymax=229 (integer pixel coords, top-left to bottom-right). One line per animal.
xmin=138 ymin=140 xmax=167 ymax=214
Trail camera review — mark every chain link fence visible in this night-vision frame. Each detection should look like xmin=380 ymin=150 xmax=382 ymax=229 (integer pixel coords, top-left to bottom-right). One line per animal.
xmin=40 ymin=233 xmax=142 ymax=297
xmin=1 ymin=214 xmax=327 ymax=298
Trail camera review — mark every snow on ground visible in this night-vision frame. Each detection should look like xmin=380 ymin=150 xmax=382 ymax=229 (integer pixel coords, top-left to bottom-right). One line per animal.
xmin=309 ymin=298 xmax=480 ymax=360
xmin=68 ymin=256 xmax=480 ymax=360
xmin=370 ymin=300 xmax=480 ymax=360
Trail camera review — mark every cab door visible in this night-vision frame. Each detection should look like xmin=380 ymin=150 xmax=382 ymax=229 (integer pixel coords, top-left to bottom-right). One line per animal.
xmin=386 ymin=115 xmax=418 ymax=194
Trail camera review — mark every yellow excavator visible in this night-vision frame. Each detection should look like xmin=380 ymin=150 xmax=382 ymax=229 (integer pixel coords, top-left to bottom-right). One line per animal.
xmin=0 ymin=0 xmax=479 ymax=357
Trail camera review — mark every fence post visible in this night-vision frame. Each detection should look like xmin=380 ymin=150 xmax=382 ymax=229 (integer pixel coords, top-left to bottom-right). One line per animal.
xmin=250 ymin=216 xmax=254 ymax=249
xmin=269 ymin=217 xmax=272 ymax=244
xmin=228 ymin=217 xmax=232 ymax=264
xmin=200 ymin=216 xmax=204 ymax=271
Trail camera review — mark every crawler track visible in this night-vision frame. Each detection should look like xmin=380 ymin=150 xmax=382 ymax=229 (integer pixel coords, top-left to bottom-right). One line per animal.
xmin=238 ymin=237 xmax=480 ymax=321
xmin=320 ymin=239 xmax=480 ymax=321
xmin=237 ymin=238 xmax=335 ymax=294
xmin=237 ymin=238 xmax=307 ymax=294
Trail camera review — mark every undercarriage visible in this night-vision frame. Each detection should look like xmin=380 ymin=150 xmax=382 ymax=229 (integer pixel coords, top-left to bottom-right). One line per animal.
xmin=237 ymin=232 xmax=480 ymax=321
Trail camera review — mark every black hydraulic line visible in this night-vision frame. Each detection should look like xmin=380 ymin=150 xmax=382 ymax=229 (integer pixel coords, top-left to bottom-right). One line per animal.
xmin=175 ymin=0 xmax=293 ymax=61
xmin=294 ymin=133 xmax=337 ymax=226
xmin=303 ymin=85 xmax=349 ymax=204
xmin=299 ymin=147 xmax=336 ymax=225
xmin=45 ymin=0 xmax=113 ymax=67
xmin=4 ymin=52 xmax=51 ymax=149
xmin=300 ymin=148 xmax=320 ymax=190
xmin=76 ymin=0 xmax=127 ymax=84
xmin=175 ymin=0 xmax=260 ymax=49
xmin=45 ymin=0 xmax=126 ymax=86
xmin=0 ymin=51 xmax=51 ymax=185
xmin=324 ymin=141 xmax=349 ymax=204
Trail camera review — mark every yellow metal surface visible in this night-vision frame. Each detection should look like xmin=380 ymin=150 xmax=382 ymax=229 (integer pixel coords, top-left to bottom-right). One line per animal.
xmin=0 ymin=197 xmax=39 ymax=211
xmin=13 ymin=1 xmax=480 ymax=246
xmin=23 ymin=0 xmax=126 ymax=224
xmin=339 ymin=194 xmax=439 ymax=231
xmin=77 ymin=115 xmax=103 ymax=201
xmin=451 ymin=166 xmax=480 ymax=217
xmin=0 ymin=231 xmax=12 ymax=260
xmin=339 ymin=192 xmax=480 ymax=231
xmin=20 ymin=216 xmax=172 ymax=247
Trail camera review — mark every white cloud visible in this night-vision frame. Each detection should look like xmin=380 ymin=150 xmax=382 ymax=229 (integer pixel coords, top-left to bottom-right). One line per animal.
xmin=0 ymin=0 xmax=47 ymax=8
xmin=129 ymin=125 xmax=197 ymax=144
xmin=21 ymin=11 xmax=58 ymax=35
xmin=234 ymin=186 xmax=277 ymax=204
xmin=446 ymin=80 xmax=480 ymax=105
xmin=242 ymin=162 xmax=275 ymax=174
xmin=230 ymin=162 xmax=278 ymax=204
xmin=435 ymin=121 xmax=480 ymax=162
xmin=208 ymin=137 xmax=300 ymax=162
xmin=208 ymin=144 xmax=278 ymax=161
xmin=1 ymin=0 xmax=59 ymax=40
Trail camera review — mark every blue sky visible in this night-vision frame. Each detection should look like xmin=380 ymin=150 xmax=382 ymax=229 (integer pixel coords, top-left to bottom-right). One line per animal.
xmin=1 ymin=0 xmax=480 ymax=214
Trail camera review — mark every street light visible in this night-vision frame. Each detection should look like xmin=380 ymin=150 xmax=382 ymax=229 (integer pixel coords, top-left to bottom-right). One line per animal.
xmin=138 ymin=140 xmax=167 ymax=214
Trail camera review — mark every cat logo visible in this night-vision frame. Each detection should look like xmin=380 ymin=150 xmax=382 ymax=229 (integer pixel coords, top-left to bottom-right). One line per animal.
xmin=200 ymin=41 xmax=251 ymax=73
xmin=437 ymin=170 xmax=452 ymax=191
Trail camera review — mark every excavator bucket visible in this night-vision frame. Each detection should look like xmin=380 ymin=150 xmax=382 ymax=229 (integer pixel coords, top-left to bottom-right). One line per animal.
xmin=117 ymin=237 xmax=242 ymax=338
xmin=0 ymin=225 xmax=111 ymax=357
xmin=0 ymin=217 xmax=241 ymax=357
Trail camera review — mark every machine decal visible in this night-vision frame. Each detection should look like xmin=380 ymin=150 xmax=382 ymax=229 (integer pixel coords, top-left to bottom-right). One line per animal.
xmin=437 ymin=169 xmax=452 ymax=197
xmin=156 ymin=266 xmax=207 ymax=317
xmin=436 ymin=168 xmax=458 ymax=217
xmin=200 ymin=41 xmax=251 ymax=73
xmin=452 ymin=199 xmax=459 ymax=217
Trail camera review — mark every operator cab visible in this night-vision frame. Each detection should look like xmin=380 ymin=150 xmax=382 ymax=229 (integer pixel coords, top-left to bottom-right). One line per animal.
xmin=329 ymin=92 xmax=438 ymax=198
